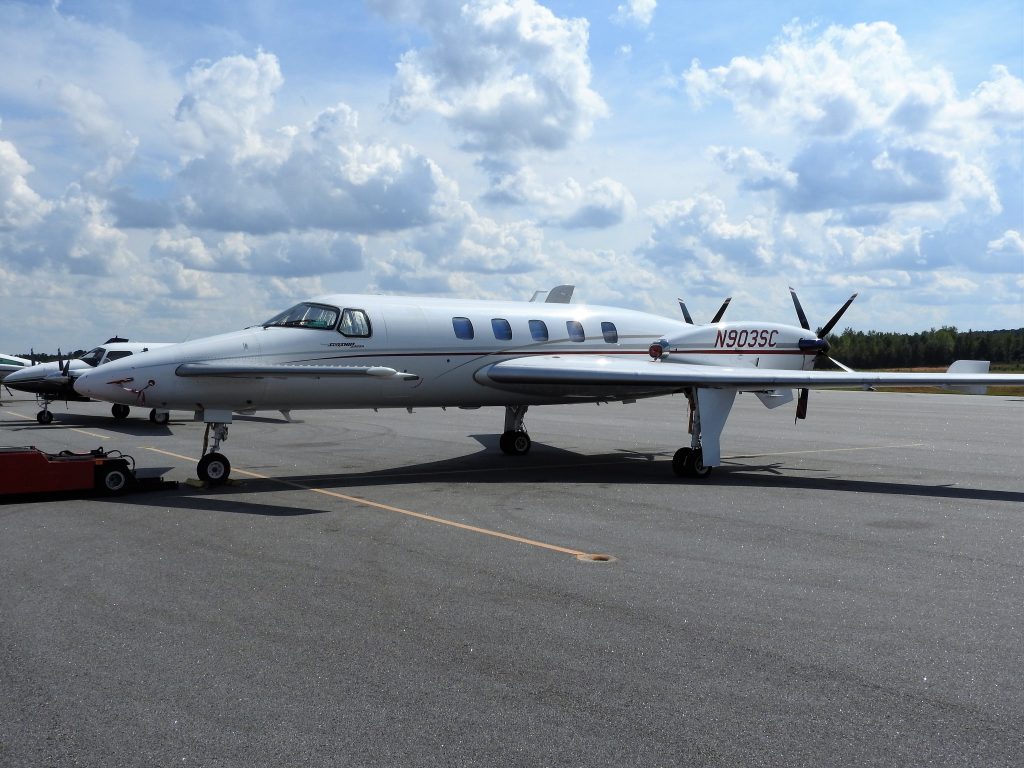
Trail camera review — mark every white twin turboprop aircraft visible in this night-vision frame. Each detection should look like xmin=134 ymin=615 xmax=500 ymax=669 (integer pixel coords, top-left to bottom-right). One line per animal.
xmin=71 ymin=287 xmax=1024 ymax=485
xmin=4 ymin=340 xmax=175 ymax=423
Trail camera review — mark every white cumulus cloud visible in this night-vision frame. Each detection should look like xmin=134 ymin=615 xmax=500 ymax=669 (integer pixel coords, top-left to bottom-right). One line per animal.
xmin=381 ymin=0 xmax=608 ymax=161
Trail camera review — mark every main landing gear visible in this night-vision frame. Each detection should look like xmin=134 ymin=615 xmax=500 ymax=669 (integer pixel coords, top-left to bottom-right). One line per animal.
xmin=672 ymin=389 xmax=714 ymax=480
xmin=499 ymin=405 xmax=531 ymax=456
xmin=197 ymin=422 xmax=231 ymax=485
xmin=111 ymin=403 xmax=130 ymax=419
xmin=672 ymin=446 xmax=712 ymax=479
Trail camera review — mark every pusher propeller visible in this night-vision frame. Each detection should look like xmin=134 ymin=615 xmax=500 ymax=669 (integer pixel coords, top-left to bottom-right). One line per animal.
xmin=788 ymin=287 xmax=858 ymax=419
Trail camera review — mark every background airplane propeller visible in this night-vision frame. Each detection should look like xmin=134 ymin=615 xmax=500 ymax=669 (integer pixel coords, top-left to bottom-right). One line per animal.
xmin=789 ymin=287 xmax=858 ymax=419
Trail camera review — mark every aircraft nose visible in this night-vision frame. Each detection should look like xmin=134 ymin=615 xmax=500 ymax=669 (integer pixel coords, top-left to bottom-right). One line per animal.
xmin=4 ymin=366 xmax=44 ymax=390
xmin=72 ymin=368 xmax=117 ymax=400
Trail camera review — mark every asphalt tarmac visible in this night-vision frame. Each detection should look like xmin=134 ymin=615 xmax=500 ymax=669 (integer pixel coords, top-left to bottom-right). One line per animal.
xmin=1 ymin=390 xmax=1022 ymax=767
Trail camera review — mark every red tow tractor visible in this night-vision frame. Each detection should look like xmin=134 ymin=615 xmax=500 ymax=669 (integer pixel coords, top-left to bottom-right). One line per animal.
xmin=0 ymin=446 xmax=173 ymax=496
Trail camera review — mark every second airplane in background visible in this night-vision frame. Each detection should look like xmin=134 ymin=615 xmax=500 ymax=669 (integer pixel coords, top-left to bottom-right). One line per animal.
xmin=5 ymin=339 xmax=176 ymax=423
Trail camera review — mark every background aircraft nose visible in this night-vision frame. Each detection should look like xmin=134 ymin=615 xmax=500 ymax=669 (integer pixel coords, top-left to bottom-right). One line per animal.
xmin=72 ymin=368 xmax=103 ymax=398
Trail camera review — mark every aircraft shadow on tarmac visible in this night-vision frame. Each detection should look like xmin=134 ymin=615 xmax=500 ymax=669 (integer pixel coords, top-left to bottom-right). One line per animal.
xmin=103 ymin=435 xmax=1024 ymax=518
xmin=0 ymin=412 xmax=174 ymax=437
xmin=0 ymin=410 xmax=293 ymax=434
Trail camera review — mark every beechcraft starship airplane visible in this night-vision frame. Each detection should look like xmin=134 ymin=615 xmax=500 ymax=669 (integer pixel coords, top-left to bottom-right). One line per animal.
xmin=6 ymin=339 xmax=175 ymax=423
xmin=70 ymin=288 xmax=1024 ymax=484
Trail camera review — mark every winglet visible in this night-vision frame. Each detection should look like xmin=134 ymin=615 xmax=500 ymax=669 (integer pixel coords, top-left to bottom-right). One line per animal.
xmin=947 ymin=360 xmax=989 ymax=395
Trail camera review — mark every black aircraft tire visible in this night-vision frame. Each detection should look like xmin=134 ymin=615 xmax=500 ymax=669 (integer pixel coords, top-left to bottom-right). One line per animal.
xmin=672 ymin=447 xmax=693 ymax=477
xmin=37 ymin=410 xmax=53 ymax=425
xmin=690 ymin=448 xmax=713 ymax=479
xmin=111 ymin=404 xmax=130 ymax=419
xmin=499 ymin=430 xmax=531 ymax=456
xmin=198 ymin=452 xmax=231 ymax=485
xmin=149 ymin=409 xmax=170 ymax=425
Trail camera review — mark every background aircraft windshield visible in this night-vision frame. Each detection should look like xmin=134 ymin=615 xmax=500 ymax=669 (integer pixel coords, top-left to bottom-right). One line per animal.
xmin=262 ymin=303 xmax=340 ymax=330
xmin=79 ymin=348 xmax=105 ymax=367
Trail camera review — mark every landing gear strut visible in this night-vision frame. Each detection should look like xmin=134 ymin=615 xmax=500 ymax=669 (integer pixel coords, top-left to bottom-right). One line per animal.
xmin=499 ymin=405 xmax=531 ymax=456
xmin=673 ymin=390 xmax=713 ymax=480
xmin=35 ymin=396 xmax=54 ymax=425
xmin=197 ymin=422 xmax=231 ymax=484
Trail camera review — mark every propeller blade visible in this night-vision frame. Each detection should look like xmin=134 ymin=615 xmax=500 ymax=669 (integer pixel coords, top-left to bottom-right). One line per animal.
xmin=796 ymin=388 xmax=809 ymax=420
xmin=789 ymin=287 xmax=810 ymax=331
xmin=824 ymin=354 xmax=855 ymax=373
xmin=818 ymin=293 xmax=858 ymax=338
xmin=710 ymin=297 xmax=732 ymax=324
xmin=677 ymin=299 xmax=694 ymax=324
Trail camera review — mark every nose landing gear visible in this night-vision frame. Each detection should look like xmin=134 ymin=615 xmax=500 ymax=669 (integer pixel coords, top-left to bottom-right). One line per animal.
xmin=197 ymin=422 xmax=231 ymax=485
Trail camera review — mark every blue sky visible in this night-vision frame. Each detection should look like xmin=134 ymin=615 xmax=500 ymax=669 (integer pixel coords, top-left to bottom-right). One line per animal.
xmin=0 ymin=0 xmax=1021 ymax=351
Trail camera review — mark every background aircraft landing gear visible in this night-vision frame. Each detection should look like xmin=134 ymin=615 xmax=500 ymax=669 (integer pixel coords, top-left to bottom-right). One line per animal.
xmin=36 ymin=409 xmax=53 ymax=425
xmin=500 ymin=405 xmax=531 ymax=455
xmin=672 ymin=447 xmax=712 ymax=479
xmin=149 ymin=409 xmax=169 ymax=425
xmin=111 ymin=403 xmax=130 ymax=419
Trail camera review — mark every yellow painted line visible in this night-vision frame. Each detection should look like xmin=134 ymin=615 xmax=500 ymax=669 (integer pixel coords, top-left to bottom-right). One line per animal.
xmin=134 ymin=439 xmax=928 ymax=556
xmin=4 ymin=409 xmax=113 ymax=439
xmin=724 ymin=442 xmax=926 ymax=460
xmin=70 ymin=428 xmax=113 ymax=439
xmin=141 ymin=446 xmax=590 ymax=557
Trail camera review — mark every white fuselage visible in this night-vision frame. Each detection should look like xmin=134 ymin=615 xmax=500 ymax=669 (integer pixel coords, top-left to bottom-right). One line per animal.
xmin=72 ymin=294 xmax=817 ymax=414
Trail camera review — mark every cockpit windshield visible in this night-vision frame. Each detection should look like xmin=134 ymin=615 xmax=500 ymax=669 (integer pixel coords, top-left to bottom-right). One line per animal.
xmin=262 ymin=302 xmax=340 ymax=330
xmin=79 ymin=347 xmax=105 ymax=367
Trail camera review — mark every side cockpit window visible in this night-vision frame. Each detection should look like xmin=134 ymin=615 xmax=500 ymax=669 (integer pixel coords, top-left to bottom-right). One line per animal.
xmin=453 ymin=317 xmax=474 ymax=340
xmin=104 ymin=351 xmax=133 ymax=364
xmin=338 ymin=309 xmax=371 ymax=337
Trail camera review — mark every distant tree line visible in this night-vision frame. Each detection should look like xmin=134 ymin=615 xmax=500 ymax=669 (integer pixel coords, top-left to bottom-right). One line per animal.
xmin=825 ymin=327 xmax=1024 ymax=368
